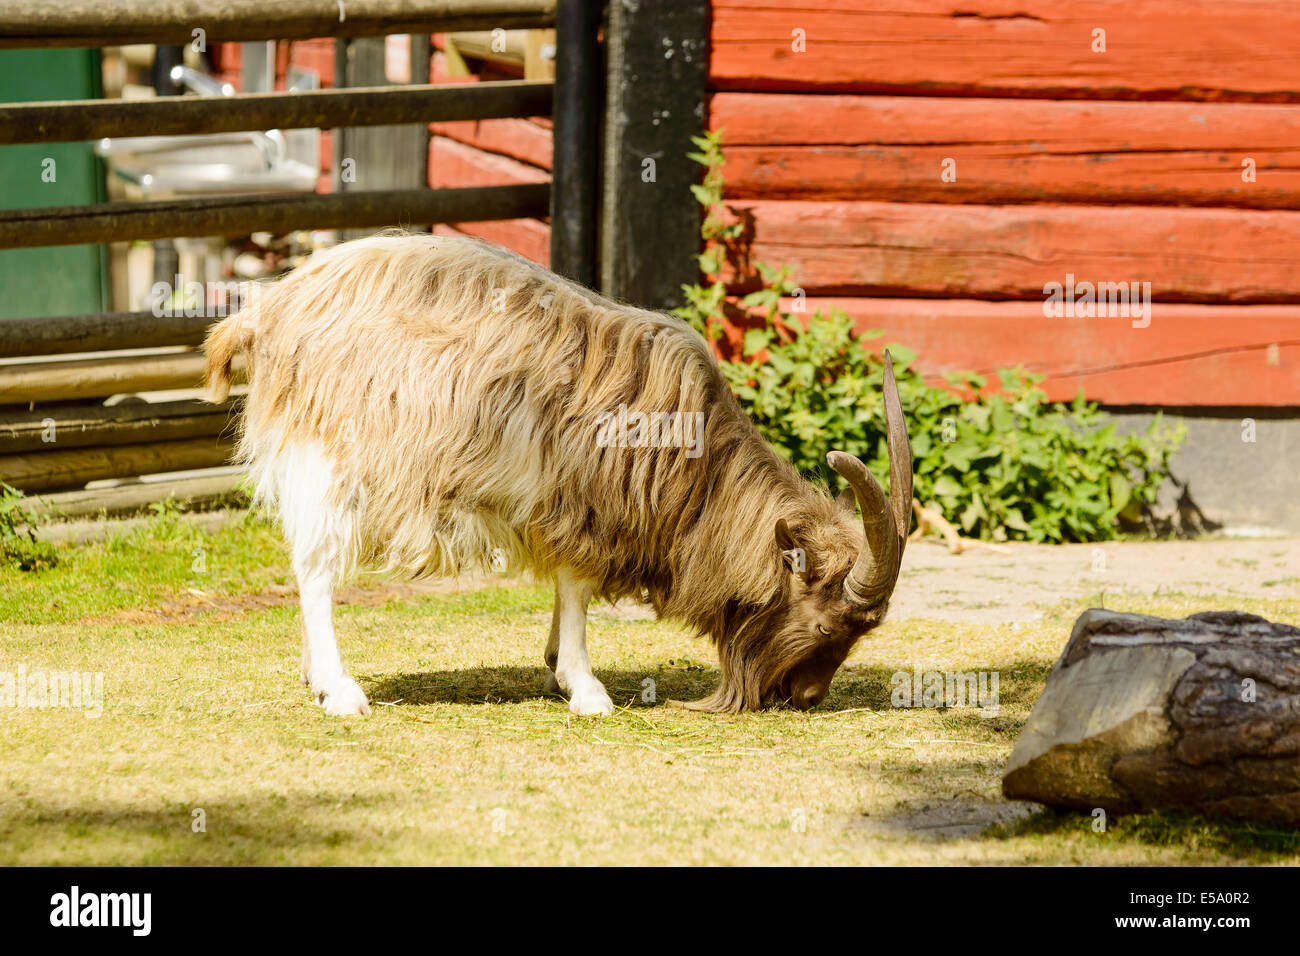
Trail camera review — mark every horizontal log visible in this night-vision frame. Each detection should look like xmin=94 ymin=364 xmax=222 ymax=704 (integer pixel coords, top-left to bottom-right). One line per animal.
xmin=712 ymin=94 xmax=1300 ymax=209
xmin=30 ymin=472 xmax=245 ymax=519
xmin=434 ymin=220 xmax=549 ymax=265
xmin=710 ymin=0 xmax=1300 ymax=101
xmin=722 ymin=200 xmax=1300 ymax=302
xmin=0 ymin=399 xmax=239 ymax=454
xmin=1 ymin=436 xmax=235 ymax=493
xmin=0 ymin=310 xmax=216 ymax=359
xmin=430 ymin=116 xmax=554 ymax=170
xmin=0 ymin=353 xmax=245 ymax=404
xmin=0 ymin=81 xmax=553 ymax=145
xmin=0 ymin=183 xmax=551 ymax=250
xmin=0 ymin=0 xmax=555 ymax=48
xmin=429 ymin=135 xmax=550 ymax=188
xmin=773 ymin=297 xmax=1300 ymax=406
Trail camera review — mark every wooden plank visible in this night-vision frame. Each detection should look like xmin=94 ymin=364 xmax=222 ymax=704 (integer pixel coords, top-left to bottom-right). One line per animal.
xmin=710 ymin=0 xmax=1300 ymax=101
xmin=429 ymin=135 xmax=549 ymax=187
xmin=721 ymin=200 xmax=1300 ymax=302
xmin=431 ymin=117 xmax=553 ymax=169
xmin=768 ymin=297 xmax=1300 ymax=406
xmin=0 ymin=399 xmax=239 ymax=454
xmin=712 ymin=93 xmax=1300 ymax=209
xmin=0 ymin=310 xmax=215 ymax=358
xmin=600 ymin=0 xmax=710 ymax=308
xmin=548 ymin=0 xmax=598 ymax=285
xmin=0 ymin=436 xmax=235 ymax=493
xmin=434 ymin=219 xmax=550 ymax=264
xmin=0 ymin=81 xmax=552 ymax=145
xmin=334 ymin=37 xmax=430 ymax=240
xmin=0 ymin=353 xmax=246 ymax=404
xmin=0 ymin=183 xmax=551 ymax=249
xmin=0 ymin=0 xmax=556 ymax=48
xmin=30 ymin=472 xmax=244 ymax=519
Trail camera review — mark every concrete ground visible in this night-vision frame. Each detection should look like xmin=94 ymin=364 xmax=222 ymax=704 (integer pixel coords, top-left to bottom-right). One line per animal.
xmin=888 ymin=534 xmax=1300 ymax=625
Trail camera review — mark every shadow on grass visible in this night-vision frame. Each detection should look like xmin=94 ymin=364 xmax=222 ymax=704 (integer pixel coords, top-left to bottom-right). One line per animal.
xmin=0 ymin=791 xmax=418 ymax=865
xmin=986 ymin=805 xmax=1300 ymax=857
xmin=364 ymin=659 xmax=1050 ymax=719
xmin=365 ymin=665 xmax=722 ymax=708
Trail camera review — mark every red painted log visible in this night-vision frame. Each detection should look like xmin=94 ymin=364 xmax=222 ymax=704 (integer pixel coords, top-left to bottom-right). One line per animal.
xmin=712 ymin=93 xmax=1300 ymax=209
xmin=431 ymin=116 xmax=552 ymax=169
xmin=710 ymin=0 xmax=1300 ymax=101
xmin=769 ymin=297 xmax=1300 ymax=406
xmin=720 ymin=200 xmax=1300 ymax=302
xmin=428 ymin=133 xmax=549 ymax=189
xmin=434 ymin=221 xmax=550 ymax=265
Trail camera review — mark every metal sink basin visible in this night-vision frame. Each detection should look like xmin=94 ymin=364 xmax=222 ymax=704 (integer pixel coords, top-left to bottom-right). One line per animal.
xmin=97 ymin=131 xmax=318 ymax=195
xmin=96 ymin=66 xmax=319 ymax=198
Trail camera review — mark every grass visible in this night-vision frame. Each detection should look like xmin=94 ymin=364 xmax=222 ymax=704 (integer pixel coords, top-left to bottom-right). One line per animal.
xmin=1 ymin=509 xmax=1297 ymax=865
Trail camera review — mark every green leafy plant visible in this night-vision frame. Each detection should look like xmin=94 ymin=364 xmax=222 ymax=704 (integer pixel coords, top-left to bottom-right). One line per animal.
xmin=0 ymin=482 xmax=57 ymax=571
xmin=675 ymin=130 xmax=1184 ymax=543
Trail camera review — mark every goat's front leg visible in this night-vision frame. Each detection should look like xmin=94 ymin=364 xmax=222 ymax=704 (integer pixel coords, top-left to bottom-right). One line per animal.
xmin=546 ymin=567 xmax=613 ymax=716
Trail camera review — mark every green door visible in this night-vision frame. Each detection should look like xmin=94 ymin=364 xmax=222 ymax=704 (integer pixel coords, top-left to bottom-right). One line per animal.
xmin=0 ymin=49 xmax=108 ymax=320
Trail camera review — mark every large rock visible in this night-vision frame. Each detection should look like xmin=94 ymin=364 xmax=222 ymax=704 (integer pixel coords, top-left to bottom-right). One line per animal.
xmin=1003 ymin=609 xmax=1300 ymax=823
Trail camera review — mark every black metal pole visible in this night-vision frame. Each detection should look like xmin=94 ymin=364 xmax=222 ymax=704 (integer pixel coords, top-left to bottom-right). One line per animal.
xmin=549 ymin=0 xmax=600 ymax=288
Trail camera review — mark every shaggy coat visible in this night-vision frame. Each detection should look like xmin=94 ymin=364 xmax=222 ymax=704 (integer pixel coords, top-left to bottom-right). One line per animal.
xmin=206 ymin=233 xmax=910 ymax=713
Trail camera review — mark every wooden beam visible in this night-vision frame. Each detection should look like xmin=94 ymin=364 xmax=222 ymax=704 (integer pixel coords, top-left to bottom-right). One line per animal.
xmin=0 ymin=310 xmax=216 ymax=358
xmin=430 ymin=135 xmax=549 ymax=187
xmin=712 ymin=93 xmax=1300 ymax=210
xmin=0 ymin=81 xmax=552 ymax=146
xmin=29 ymin=472 xmax=245 ymax=519
xmin=434 ymin=220 xmax=549 ymax=265
xmin=710 ymin=0 xmax=1300 ymax=102
xmin=0 ymin=353 xmax=245 ymax=404
xmin=0 ymin=398 xmax=239 ymax=454
xmin=549 ymin=0 xmax=599 ymax=286
xmin=0 ymin=0 xmax=556 ymax=48
xmin=0 ymin=183 xmax=551 ymax=249
xmin=766 ymin=297 xmax=1300 ymax=406
xmin=431 ymin=116 xmax=553 ymax=169
xmin=599 ymin=0 xmax=709 ymax=307
xmin=1 ymin=436 xmax=235 ymax=493
xmin=721 ymin=200 xmax=1300 ymax=303
xmin=334 ymin=37 xmax=431 ymax=240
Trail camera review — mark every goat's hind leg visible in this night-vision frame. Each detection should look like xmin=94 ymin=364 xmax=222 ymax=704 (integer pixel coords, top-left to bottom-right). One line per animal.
xmin=278 ymin=446 xmax=370 ymax=716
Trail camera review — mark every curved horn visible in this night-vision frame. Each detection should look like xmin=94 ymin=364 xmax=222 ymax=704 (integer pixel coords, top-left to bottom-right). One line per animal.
xmin=827 ymin=349 xmax=913 ymax=603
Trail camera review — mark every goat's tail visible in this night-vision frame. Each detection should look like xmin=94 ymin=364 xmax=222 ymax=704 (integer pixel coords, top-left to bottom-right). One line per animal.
xmin=203 ymin=306 xmax=257 ymax=403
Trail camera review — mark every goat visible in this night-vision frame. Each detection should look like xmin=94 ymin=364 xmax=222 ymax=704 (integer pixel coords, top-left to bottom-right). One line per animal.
xmin=204 ymin=233 xmax=911 ymax=716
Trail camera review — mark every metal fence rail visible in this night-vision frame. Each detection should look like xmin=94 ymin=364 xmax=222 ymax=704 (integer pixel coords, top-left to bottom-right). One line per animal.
xmin=0 ymin=0 xmax=555 ymax=48
xmin=0 ymin=80 xmax=552 ymax=145
xmin=0 ymin=183 xmax=551 ymax=249
xmin=0 ymin=0 xmax=593 ymax=504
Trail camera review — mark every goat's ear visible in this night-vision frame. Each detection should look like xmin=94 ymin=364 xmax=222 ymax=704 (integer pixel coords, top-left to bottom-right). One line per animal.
xmin=775 ymin=519 xmax=809 ymax=577
xmin=836 ymin=486 xmax=856 ymax=515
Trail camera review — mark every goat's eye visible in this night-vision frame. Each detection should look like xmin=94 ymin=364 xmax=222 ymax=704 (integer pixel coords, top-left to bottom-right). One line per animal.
xmin=817 ymin=624 xmax=831 ymax=636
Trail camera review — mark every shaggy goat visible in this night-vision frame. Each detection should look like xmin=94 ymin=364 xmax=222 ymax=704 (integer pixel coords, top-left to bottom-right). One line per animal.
xmin=204 ymin=233 xmax=911 ymax=716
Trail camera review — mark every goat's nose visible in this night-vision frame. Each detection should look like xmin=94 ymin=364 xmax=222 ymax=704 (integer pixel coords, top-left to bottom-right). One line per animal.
xmin=796 ymin=685 xmax=824 ymax=710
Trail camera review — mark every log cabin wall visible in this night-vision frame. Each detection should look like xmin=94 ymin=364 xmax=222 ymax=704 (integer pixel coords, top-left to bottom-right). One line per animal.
xmin=426 ymin=1 xmax=1300 ymax=409
xmin=427 ymin=1 xmax=1300 ymax=528
xmin=202 ymin=7 xmax=1300 ymax=532
xmin=709 ymin=0 xmax=1300 ymax=409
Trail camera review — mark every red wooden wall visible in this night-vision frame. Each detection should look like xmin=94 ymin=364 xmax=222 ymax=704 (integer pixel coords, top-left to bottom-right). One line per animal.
xmin=711 ymin=0 xmax=1300 ymax=405
xmin=211 ymin=3 xmax=1300 ymax=406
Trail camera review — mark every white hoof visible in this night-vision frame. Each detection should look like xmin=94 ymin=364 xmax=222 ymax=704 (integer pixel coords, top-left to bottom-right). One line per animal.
xmin=567 ymin=680 xmax=615 ymax=717
xmin=314 ymin=677 xmax=371 ymax=716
